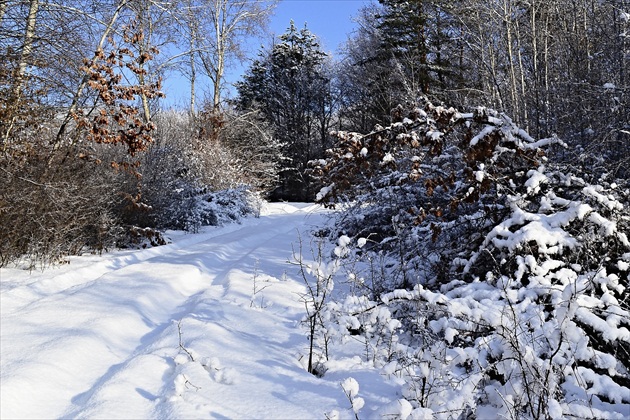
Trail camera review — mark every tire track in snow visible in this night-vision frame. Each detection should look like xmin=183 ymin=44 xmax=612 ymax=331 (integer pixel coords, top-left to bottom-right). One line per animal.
xmin=60 ymin=209 xmax=322 ymax=418
xmin=0 ymin=215 xmax=275 ymax=316
xmin=0 ymin=203 xmax=328 ymax=419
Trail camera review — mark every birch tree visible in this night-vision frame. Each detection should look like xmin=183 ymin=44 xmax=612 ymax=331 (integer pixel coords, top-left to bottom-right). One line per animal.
xmin=1 ymin=0 xmax=39 ymax=144
xmin=0 ymin=1 xmax=7 ymax=23
xmin=127 ymin=0 xmax=175 ymax=123
xmin=190 ymin=0 xmax=276 ymax=113
xmin=11 ymin=0 xmax=38 ymax=99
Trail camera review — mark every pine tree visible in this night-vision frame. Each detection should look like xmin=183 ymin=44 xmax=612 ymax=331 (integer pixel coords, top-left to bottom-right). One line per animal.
xmin=336 ymin=3 xmax=402 ymax=132
xmin=376 ymin=0 xmax=465 ymax=99
xmin=336 ymin=1 xmax=468 ymax=135
xmin=377 ymin=0 xmax=431 ymax=94
xmin=236 ymin=21 xmax=332 ymax=201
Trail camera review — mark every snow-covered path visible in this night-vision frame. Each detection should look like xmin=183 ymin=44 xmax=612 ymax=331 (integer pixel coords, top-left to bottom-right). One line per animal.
xmin=0 ymin=203 xmax=351 ymax=419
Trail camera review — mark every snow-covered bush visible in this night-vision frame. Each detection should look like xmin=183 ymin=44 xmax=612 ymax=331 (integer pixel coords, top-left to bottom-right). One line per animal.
xmin=312 ymin=99 xmax=630 ymax=418
xmin=158 ymin=186 xmax=261 ymax=233
xmin=141 ymin=110 xmax=268 ymax=233
xmin=313 ymin=100 xmax=573 ymax=288
xmin=217 ymin=109 xmax=285 ymax=196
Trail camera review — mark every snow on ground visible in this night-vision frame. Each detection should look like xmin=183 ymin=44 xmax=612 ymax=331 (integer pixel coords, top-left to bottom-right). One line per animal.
xmin=1 ymin=203 xmax=390 ymax=419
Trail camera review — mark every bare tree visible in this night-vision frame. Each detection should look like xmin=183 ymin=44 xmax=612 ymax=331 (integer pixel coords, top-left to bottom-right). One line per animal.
xmin=195 ymin=0 xmax=277 ymax=112
xmin=1 ymin=0 xmax=39 ymax=144
xmin=11 ymin=0 xmax=38 ymax=98
xmin=54 ymin=0 xmax=130 ymax=147
xmin=127 ymin=0 xmax=176 ymax=123
xmin=182 ymin=0 xmax=199 ymax=114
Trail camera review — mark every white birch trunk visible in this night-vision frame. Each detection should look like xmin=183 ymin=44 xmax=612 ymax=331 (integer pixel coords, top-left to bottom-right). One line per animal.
xmin=3 ymin=0 xmax=39 ymax=144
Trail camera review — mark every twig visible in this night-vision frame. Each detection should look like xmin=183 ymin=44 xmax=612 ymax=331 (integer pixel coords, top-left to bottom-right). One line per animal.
xmin=182 ymin=374 xmax=201 ymax=391
xmin=177 ymin=320 xmax=195 ymax=362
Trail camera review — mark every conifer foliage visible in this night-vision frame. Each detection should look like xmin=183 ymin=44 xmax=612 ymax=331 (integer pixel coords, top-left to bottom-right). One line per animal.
xmin=236 ymin=21 xmax=332 ymax=201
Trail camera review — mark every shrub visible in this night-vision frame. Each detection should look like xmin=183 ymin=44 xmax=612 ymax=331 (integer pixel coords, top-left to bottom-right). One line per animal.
xmin=140 ymin=110 xmax=269 ymax=232
xmin=312 ymin=98 xmax=630 ymax=418
xmin=0 ymin=138 xmax=131 ymax=268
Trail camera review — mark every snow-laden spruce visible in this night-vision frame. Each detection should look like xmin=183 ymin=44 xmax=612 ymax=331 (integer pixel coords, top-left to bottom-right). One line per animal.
xmin=311 ymin=98 xmax=630 ymax=419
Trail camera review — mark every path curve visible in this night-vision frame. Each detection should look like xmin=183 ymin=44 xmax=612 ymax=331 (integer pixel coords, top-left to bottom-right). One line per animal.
xmin=1 ymin=203 xmax=347 ymax=419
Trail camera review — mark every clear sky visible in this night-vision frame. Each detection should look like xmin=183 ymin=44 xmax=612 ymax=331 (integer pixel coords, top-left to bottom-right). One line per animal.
xmin=161 ymin=0 xmax=370 ymax=108
xmin=269 ymin=0 xmax=370 ymax=55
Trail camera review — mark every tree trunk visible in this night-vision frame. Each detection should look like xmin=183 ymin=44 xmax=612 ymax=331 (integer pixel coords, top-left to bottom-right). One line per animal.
xmin=515 ymin=18 xmax=528 ymax=131
xmin=622 ymin=1 xmax=628 ymax=89
xmin=190 ymin=32 xmax=196 ymax=115
xmin=138 ymin=70 xmax=152 ymax=123
xmin=137 ymin=5 xmax=153 ymax=124
xmin=212 ymin=0 xmax=227 ymax=112
xmin=185 ymin=2 xmax=198 ymax=116
xmin=503 ymin=0 xmax=520 ymax=126
xmin=12 ymin=0 xmax=39 ymax=101
xmin=0 ymin=0 xmax=9 ymax=24
xmin=3 ymin=0 xmax=39 ymax=144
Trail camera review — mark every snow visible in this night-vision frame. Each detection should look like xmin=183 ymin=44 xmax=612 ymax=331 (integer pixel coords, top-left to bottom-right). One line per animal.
xmin=316 ymin=183 xmax=334 ymax=201
xmin=0 ymin=203 xmax=394 ymax=420
xmin=3 ymin=190 xmax=629 ymax=419
xmin=341 ymin=377 xmax=360 ymax=398
xmin=525 ymin=167 xmax=548 ymax=194
xmin=426 ymin=130 xmax=442 ymax=141
xmin=308 ymin=98 xmax=630 ymax=419
xmin=524 ymin=136 xmax=567 ymax=149
xmin=583 ymin=185 xmax=625 ymax=211
xmin=469 ymin=125 xmax=495 ymax=146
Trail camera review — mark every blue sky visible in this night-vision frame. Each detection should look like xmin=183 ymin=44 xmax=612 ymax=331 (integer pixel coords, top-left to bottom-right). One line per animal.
xmin=161 ymin=0 xmax=370 ymax=108
xmin=269 ymin=0 xmax=369 ymax=54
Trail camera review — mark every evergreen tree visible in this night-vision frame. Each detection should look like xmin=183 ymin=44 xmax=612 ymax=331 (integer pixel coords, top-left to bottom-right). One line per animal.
xmin=236 ymin=21 xmax=332 ymax=201
xmin=336 ymin=3 xmax=401 ymax=133
xmin=377 ymin=0 xmax=431 ymax=94
xmin=336 ymin=1 xmax=468 ymax=135
xmin=376 ymin=0 xmax=464 ymax=100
